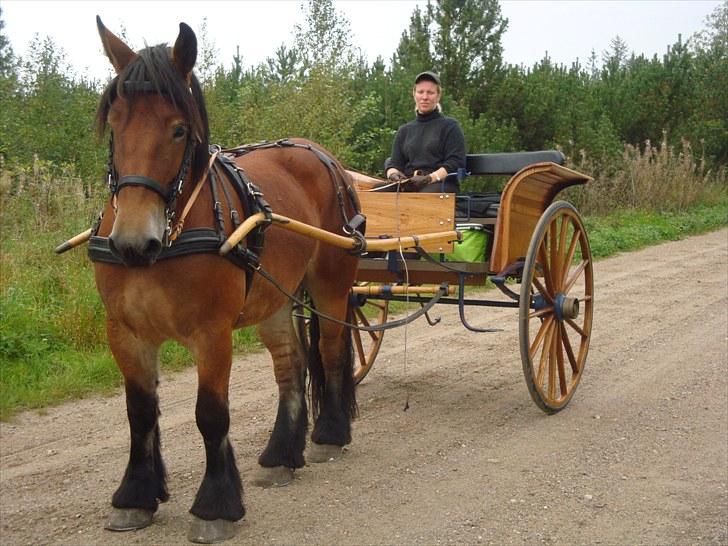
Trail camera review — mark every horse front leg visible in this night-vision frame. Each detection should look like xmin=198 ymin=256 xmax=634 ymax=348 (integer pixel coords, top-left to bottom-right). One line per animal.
xmin=105 ymin=320 xmax=167 ymax=532
xmin=188 ymin=327 xmax=243 ymax=543
xmin=253 ymin=303 xmax=308 ymax=487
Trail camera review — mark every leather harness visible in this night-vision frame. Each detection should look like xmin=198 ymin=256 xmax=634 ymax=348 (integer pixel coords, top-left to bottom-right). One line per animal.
xmin=89 ymin=139 xmax=361 ymax=297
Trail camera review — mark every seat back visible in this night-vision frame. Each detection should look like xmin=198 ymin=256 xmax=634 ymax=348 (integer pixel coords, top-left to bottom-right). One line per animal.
xmin=466 ymin=151 xmax=565 ymax=176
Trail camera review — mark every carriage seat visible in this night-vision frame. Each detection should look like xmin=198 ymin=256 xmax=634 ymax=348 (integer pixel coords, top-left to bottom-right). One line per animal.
xmin=466 ymin=150 xmax=565 ymax=176
xmin=383 ymin=150 xmax=565 ymax=178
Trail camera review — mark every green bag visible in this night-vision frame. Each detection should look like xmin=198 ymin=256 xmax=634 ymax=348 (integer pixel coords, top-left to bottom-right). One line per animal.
xmin=445 ymin=224 xmax=488 ymax=262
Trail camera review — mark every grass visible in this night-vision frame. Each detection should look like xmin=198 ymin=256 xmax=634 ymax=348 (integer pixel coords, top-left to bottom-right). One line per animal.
xmin=586 ymin=200 xmax=728 ymax=258
xmin=1 ymin=150 xmax=726 ymax=419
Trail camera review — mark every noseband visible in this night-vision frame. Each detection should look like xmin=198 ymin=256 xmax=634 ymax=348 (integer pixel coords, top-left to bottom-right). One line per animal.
xmin=105 ymin=81 xmax=195 ymax=246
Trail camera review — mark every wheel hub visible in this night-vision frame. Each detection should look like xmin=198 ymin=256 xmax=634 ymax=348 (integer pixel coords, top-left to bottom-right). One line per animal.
xmin=555 ymin=293 xmax=579 ymax=321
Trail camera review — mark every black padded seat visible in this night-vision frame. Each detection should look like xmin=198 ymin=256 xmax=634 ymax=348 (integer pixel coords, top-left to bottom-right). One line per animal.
xmin=455 ymin=192 xmax=500 ymax=220
xmin=466 ymin=150 xmax=565 ymax=176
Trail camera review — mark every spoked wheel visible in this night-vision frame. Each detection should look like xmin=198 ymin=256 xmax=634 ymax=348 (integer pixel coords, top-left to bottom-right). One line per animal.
xmin=292 ymin=286 xmax=389 ymax=385
xmin=350 ymin=284 xmax=389 ymax=384
xmin=519 ymin=201 xmax=594 ymax=414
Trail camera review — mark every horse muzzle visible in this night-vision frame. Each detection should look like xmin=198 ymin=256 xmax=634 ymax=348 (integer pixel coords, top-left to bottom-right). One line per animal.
xmin=108 ymin=232 xmax=163 ymax=266
xmin=108 ymin=187 xmax=168 ymax=267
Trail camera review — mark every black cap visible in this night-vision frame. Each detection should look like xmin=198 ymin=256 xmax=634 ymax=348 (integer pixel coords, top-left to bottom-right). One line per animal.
xmin=414 ymin=71 xmax=441 ymax=86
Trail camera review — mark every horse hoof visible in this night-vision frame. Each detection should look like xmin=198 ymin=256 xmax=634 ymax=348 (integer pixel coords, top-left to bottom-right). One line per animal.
xmin=307 ymin=443 xmax=344 ymax=463
xmin=105 ymin=507 xmax=154 ymax=531
xmin=188 ymin=516 xmax=237 ymax=544
xmin=251 ymin=465 xmax=294 ymax=488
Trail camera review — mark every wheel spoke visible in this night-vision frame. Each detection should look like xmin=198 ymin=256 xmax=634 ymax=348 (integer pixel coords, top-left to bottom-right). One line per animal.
xmin=566 ymin=318 xmax=587 ymax=338
xmin=354 ymin=307 xmax=380 ymax=342
xmin=563 ymin=259 xmax=589 ymax=295
xmin=529 ymin=315 xmax=554 ymax=359
xmin=532 ymin=277 xmax=554 ymax=303
xmin=529 ymin=306 xmax=554 ymax=319
xmin=557 ymin=215 xmax=569 ymax=288
xmin=556 ymin=333 xmax=567 ymax=397
xmin=536 ymin=319 xmax=555 ymax=387
xmin=538 ymin=241 xmax=555 ymax=296
xmin=352 ymin=329 xmax=366 ymax=368
xmin=549 ymin=219 xmax=559 ymax=288
xmin=548 ymin=331 xmax=557 ymax=400
xmin=560 ymin=322 xmax=579 ymax=374
xmin=561 ymin=224 xmax=580 ymax=287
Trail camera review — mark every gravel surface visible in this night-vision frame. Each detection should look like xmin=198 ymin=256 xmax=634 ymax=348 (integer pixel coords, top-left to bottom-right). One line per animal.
xmin=1 ymin=228 xmax=726 ymax=546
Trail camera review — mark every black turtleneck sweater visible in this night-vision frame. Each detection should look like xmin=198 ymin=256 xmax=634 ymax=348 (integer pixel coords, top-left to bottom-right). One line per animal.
xmin=388 ymin=110 xmax=466 ymax=178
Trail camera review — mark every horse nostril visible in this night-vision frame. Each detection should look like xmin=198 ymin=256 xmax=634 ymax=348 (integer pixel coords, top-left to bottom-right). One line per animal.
xmin=143 ymin=238 xmax=163 ymax=259
xmin=108 ymin=235 xmax=162 ymax=266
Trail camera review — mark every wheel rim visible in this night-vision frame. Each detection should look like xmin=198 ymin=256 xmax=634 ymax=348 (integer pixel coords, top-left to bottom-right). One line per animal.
xmin=350 ymin=284 xmax=388 ymax=384
xmin=519 ymin=202 xmax=593 ymax=412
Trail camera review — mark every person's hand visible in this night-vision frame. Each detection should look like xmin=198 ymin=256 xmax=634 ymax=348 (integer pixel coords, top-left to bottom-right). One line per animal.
xmin=407 ymin=174 xmax=432 ymax=192
xmin=387 ymin=171 xmax=407 ymax=182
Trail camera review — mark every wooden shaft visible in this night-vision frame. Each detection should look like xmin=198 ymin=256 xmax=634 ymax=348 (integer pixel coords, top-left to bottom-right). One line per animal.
xmin=352 ymin=284 xmax=451 ymax=296
xmin=54 ymin=228 xmax=93 ymax=254
xmin=268 ymin=213 xmax=360 ymax=250
xmin=365 ymin=231 xmax=460 ymax=252
xmin=219 ymin=212 xmax=270 ymax=255
xmin=219 ymin=212 xmax=460 ymax=256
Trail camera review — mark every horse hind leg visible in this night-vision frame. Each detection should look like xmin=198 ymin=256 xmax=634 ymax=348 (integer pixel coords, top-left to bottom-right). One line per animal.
xmin=253 ymin=302 xmax=308 ymax=487
xmin=306 ymin=295 xmax=357 ymax=463
xmin=105 ymin=325 xmax=167 ymax=532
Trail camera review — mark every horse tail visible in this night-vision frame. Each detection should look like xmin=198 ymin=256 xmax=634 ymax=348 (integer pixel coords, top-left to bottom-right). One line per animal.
xmin=306 ymin=299 xmax=357 ymax=424
xmin=306 ymin=310 xmax=325 ymax=421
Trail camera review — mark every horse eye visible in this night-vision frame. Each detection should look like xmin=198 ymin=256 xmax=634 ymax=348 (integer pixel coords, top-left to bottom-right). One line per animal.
xmin=173 ymin=125 xmax=188 ymax=140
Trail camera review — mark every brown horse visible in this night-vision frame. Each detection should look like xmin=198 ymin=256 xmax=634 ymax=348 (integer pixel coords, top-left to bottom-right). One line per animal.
xmin=93 ymin=18 xmax=359 ymax=543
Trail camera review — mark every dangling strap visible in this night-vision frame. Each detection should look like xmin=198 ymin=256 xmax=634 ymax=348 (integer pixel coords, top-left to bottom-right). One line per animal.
xmin=169 ymin=149 xmax=220 ymax=242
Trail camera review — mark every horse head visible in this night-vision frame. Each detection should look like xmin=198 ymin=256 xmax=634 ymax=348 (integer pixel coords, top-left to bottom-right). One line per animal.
xmin=96 ymin=17 xmax=209 ymax=266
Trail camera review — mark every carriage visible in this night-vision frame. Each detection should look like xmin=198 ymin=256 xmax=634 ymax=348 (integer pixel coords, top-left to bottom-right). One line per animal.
xmin=342 ymin=151 xmax=594 ymax=414
xmin=54 ymin=17 xmax=594 ymax=543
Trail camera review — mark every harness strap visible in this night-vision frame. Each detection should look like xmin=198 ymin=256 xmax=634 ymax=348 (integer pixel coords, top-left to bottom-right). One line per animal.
xmin=222 ymin=139 xmax=360 ymax=229
xmin=254 ymin=263 xmax=449 ymax=332
xmin=169 ymin=150 xmax=220 ymax=242
xmin=209 ymin=170 xmax=226 ymax=233
xmin=88 ymin=228 xmax=250 ymax=270
xmin=116 ymin=175 xmax=169 ymax=201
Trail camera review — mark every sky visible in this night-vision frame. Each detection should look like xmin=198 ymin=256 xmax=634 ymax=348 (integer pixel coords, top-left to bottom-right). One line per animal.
xmin=1 ymin=0 xmax=721 ymax=82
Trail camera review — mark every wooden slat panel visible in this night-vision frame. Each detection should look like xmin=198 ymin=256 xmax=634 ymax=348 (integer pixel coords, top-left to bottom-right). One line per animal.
xmin=357 ymin=192 xmax=456 ymax=252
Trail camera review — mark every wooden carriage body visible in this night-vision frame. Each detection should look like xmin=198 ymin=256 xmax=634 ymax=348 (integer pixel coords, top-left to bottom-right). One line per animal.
xmin=352 ymin=153 xmax=592 ymax=285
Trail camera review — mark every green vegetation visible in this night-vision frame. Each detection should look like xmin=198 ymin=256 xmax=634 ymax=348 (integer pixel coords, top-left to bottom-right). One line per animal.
xmin=1 ymin=1 xmax=726 ymax=418
xmin=587 ymin=201 xmax=727 ymax=258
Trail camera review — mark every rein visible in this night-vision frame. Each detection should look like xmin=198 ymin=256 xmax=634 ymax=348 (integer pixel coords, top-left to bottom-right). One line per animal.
xmin=253 ymin=262 xmax=449 ymax=333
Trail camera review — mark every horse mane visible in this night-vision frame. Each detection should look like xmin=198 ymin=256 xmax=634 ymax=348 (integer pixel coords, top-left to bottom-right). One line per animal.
xmin=96 ymin=43 xmax=210 ymax=183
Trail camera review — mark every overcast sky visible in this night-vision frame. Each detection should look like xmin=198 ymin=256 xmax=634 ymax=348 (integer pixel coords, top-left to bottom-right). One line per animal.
xmin=1 ymin=0 xmax=721 ymax=82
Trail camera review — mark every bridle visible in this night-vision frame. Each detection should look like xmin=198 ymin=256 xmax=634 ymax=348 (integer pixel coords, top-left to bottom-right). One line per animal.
xmin=105 ymin=81 xmax=196 ymax=246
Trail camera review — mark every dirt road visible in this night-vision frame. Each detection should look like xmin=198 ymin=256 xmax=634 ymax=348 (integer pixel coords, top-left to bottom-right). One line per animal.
xmin=2 ymin=229 xmax=727 ymax=546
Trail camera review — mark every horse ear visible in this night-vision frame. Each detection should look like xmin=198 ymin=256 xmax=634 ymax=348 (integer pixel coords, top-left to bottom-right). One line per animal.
xmin=96 ymin=16 xmax=136 ymax=73
xmin=172 ymin=23 xmax=197 ymax=83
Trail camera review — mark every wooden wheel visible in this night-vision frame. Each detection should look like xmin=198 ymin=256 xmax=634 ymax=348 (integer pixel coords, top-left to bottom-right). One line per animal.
xmin=350 ymin=284 xmax=389 ymax=384
xmin=519 ymin=201 xmax=594 ymax=413
xmin=292 ymin=286 xmax=388 ymax=385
